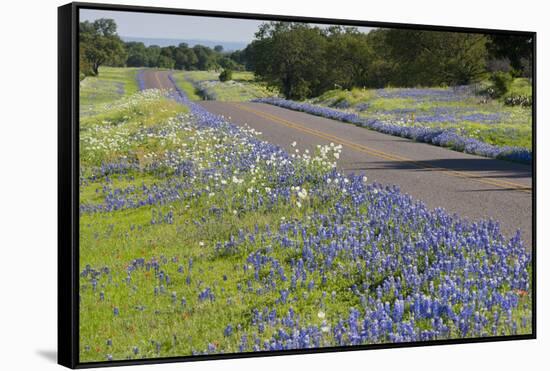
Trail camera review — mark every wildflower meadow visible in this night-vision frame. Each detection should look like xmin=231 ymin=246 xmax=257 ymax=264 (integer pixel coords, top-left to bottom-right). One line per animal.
xmin=78 ymin=69 xmax=532 ymax=362
xmin=253 ymin=84 xmax=532 ymax=163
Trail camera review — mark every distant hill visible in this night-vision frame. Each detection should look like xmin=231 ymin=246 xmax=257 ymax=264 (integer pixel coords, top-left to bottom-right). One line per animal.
xmin=121 ymin=36 xmax=248 ymax=51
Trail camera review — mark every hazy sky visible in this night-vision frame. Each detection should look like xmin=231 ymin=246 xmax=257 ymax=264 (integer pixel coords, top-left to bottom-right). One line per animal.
xmin=80 ymin=9 xmax=372 ymax=44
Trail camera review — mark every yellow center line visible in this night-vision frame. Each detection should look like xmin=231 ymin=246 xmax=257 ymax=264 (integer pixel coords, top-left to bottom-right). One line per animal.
xmin=232 ymin=103 xmax=532 ymax=194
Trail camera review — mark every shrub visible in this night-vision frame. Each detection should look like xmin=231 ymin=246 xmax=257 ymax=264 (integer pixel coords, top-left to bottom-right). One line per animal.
xmin=219 ymin=69 xmax=233 ymax=82
xmin=504 ymin=95 xmax=532 ymax=107
xmin=488 ymin=72 xmax=513 ymax=98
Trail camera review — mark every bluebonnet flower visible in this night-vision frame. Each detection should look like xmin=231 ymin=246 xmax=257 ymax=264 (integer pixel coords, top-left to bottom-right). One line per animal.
xmin=224 ymin=324 xmax=233 ymax=337
xmin=252 ymin=97 xmax=531 ymax=163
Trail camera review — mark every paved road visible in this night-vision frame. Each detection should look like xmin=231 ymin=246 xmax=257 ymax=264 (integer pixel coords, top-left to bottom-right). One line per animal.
xmin=141 ymin=70 xmax=176 ymax=90
xmin=141 ymin=70 xmax=534 ymax=248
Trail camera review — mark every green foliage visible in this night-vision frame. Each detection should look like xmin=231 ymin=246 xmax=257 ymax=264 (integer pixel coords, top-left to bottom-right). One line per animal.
xmin=79 ymin=44 xmax=94 ymax=80
xmin=79 ymin=18 xmax=127 ymax=77
xmin=124 ymin=41 xmax=245 ymax=72
xmin=488 ymin=34 xmax=533 ymax=76
xmin=324 ymin=27 xmax=372 ymax=90
xmin=80 ymin=19 xmax=247 ymax=73
xmin=247 ymin=22 xmax=330 ymax=99
xmin=488 ymin=72 xmax=514 ymax=98
xmin=381 ymin=29 xmax=489 ymax=86
xmin=79 ymin=17 xmax=533 ymax=100
xmin=218 ymin=68 xmax=233 ymax=82
xmin=245 ymin=22 xmax=495 ymax=99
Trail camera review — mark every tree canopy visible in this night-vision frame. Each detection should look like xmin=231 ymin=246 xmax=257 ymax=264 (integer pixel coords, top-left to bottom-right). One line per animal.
xmin=244 ymin=23 xmax=501 ymax=99
xmin=79 ymin=18 xmax=246 ymax=78
xmin=79 ymin=18 xmax=533 ymax=100
xmin=79 ymin=18 xmax=127 ymax=76
xmin=488 ymin=34 xmax=533 ymax=73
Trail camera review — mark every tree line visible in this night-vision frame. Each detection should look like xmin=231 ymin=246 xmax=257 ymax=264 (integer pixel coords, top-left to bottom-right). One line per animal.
xmin=80 ymin=18 xmax=533 ymax=100
xmin=243 ymin=22 xmax=532 ymax=99
xmin=79 ymin=18 xmax=244 ymax=78
xmin=124 ymin=42 xmax=243 ymax=71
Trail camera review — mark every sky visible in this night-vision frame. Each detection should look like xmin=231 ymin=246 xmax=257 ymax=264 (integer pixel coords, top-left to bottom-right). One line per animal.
xmin=80 ymin=9 xmax=373 ymax=47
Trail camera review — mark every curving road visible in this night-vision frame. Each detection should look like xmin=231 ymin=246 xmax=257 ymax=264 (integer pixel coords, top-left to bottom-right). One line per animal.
xmin=141 ymin=70 xmax=534 ymax=249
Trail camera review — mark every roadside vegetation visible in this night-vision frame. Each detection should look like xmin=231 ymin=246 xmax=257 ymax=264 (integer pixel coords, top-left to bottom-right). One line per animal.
xmin=80 ymin=18 xmax=244 ymax=81
xmin=80 ymin=67 xmax=139 ymax=117
xmin=243 ymin=24 xmax=532 ymax=100
xmin=254 ymin=84 xmax=531 ymax=163
xmin=310 ymin=83 xmax=531 ymax=149
xmin=79 ymin=18 xmax=532 ymax=105
xmin=78 ymin=65 xmax=531 ymax=363
xmin=78 ymin=16 xmax=533 ymax=362
xmin=171 ymin=70 xmax=275 ymax=101
xmin=79 ymin=18 xmax=532 ymax=158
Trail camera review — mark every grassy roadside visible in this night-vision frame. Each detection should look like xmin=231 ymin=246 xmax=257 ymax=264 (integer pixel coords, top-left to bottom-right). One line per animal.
xmin=171 ymin=70 xmax=275 ymax=101
xmin=309 ymin=82 xmax=532 ymax=149
xmin=80 ymin=67 xmax=140 ymax=117
xmin=170 ymin=72 xmax=201 ymax=101
xmin=79 ymin=68 xmax=532 ymax=362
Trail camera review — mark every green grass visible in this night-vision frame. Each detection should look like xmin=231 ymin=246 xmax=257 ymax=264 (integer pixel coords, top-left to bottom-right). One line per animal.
xmin=310 ymin=81 xmax=532 ymax=149
xmin=80 ymin=67 xmax=140 ymax=117
xmin=78 ymin=93 xmax=337 ymax=360
xmin=172 ymin=70 xmax=276 ymax=101
xmin=170 ymin=73 xmax=201 ymax=101
xmin=232 ymin=71 xmax=256 ymax=81
xmin=78 ymin=69 xmax=531 ymax=362
xmin=504 ymin=77 xmax=533 ymax=101
xmin=79 ymin=90 xmax=188 ymax=170
xmin=78 ymin=72 xmax=365 ymax=360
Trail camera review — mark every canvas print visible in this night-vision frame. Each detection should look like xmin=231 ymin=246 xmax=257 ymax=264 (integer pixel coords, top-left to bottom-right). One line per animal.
xmin=77 ymin=7 xmax=533 ymax=363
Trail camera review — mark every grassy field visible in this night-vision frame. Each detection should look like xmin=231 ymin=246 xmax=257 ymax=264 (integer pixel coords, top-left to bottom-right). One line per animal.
xmin=172 ymin=70 xmax=275 ymax=101
xmin=309 ymin=82 xmax=532 ymax=149
xmin=79 ymin=69 xmax=531 ymax=362
xmin=80 ymin=67 xmax=140 ymax=117
xmin=170 ymin=73 xmax=201 ymax=101
xmin=506 ymin=78 xmax=533 ymax=100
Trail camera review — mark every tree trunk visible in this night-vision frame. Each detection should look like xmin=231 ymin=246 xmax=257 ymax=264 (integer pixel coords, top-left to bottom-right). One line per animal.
xmin=92 ymin=62 xmax=100 ymax=76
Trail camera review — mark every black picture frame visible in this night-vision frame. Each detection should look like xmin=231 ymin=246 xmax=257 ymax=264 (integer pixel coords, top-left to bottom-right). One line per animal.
xmin=58 ymin=2 xmax=537 ymax=368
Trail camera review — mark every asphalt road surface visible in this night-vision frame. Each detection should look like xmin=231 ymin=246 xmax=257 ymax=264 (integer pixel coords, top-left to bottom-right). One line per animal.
xmin=141 ymin=70 xmax=534 ymax=249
